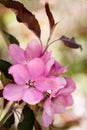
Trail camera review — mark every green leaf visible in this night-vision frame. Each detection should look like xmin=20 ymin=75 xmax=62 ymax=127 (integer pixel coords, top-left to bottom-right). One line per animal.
xmin=0 ymin=59 xmax=12 ymax=79
xmin=0 ymin=73 xmax=13 ymax=87
xmin=3 ymin=31 xmax=19 ymax=45
xmin=3 ymin=114 xmax=14 ymax=129
xmin=18 ymin=105 xmax=34 ymax=130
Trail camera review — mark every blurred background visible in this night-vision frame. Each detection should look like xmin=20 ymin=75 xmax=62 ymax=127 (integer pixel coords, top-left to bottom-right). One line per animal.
xmin=0 ymin=0 xmax=87 ymax=130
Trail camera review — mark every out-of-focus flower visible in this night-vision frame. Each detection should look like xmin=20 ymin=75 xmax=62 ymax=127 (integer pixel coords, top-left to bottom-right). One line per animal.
xmin=42 ymin=78 xmax=76 ymax=127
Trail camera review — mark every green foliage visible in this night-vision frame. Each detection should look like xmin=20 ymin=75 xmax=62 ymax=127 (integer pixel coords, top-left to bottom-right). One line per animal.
xmin=18 ymin=105 xmax=34 ymax=130
xmin=3 ymin=31 xmax=19 ymax=45
xmin=0 ymin=59 xmax=12 ymax=79
xmin=3 ymin=114 xmax=14 ymax=129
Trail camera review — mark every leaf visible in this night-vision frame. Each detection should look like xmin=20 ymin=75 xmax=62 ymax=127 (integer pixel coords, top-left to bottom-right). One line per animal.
xmin=0 ymin=0 xmax=41 ymax=38
xmin=0 ymin=59 xmax=12 ymax=79
xmin=0 ymin=73 xmax=13 ymax=87
xmin=34 ymin=119 xmax=42 ymax=130
xmin=18 ymin=105 xmax=34 ymax=130
xmin=3 ymin=114 xmax=14 ymax=129
xmin=45 ymin=3 xmax=55 ymax=29
xmin=0 ymin=90 xmax=3 ymax=97
xmin=59 ymin=35 xmax=82 ymax=50
xmin=3 ymin=31 xmax=19 ymax=45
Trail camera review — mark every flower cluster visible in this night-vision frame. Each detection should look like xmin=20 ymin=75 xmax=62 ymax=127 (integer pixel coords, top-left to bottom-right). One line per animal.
xmin=3 ymin=39 xmax=76 ymax=127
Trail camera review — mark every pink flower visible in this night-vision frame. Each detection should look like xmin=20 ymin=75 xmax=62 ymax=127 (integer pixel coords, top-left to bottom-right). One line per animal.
xmin=9 ymin=39 xmax=67 ymax=77
xmin=3 ymin=58 xmax=66 ymax=104
xmin=41 ymin=51 xmax=67 ymax=76
xmin=45 ymin=59 xmax=67 ymax=77
xmin=3 ymin=58 xmax=44 ymax=104
xmin=42 ymin=78 xmax=76 ymax=127
xmin=9 ymin=39 xmax=42 ymax=64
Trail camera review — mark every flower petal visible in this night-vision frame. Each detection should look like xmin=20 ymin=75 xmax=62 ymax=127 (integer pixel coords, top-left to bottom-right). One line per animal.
xmin=53 ymin=95 xmax=73 ymax=113
xmin=42 ymin=98 xmax=54 ymax=127
xmin=9 ymin=64 xmax=30 ymax=85
xmin=22 ymin=88 xmax=44 ymax=105
xmin=58 ymin=78 xmax=76 ymax=95
xmin=63 ymin=95 xmax=74 ymax=106
xmin=9 ymin=44 xmax=25 ymax=63
xmin=48 ymin=60 xmax=67 ymax=76
xmin=25 ymin=39 xmax=41 ymax=60
xmin=41 ymin=51 xmax=52 ymax=64
xmin=42 ymin=110 xmax=54 ymax=127
xmin=3 ymin=84 xmax=26 ymax=101
xmin=45 ymin=58 xmax=54 ymax=76
xmin=35 ymin=77 xmax=66 ymax=92
xmin=28 ymin=58 xmax=45 ymax=78
xmin=52 ymin=96 xmax=65 ymax=113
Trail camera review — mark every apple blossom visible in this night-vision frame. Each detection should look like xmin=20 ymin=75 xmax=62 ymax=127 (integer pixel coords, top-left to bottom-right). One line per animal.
xmin=3 ymin=58 xmax=44 ymax=104
xmin=42 ymin=78 xmax=76 ymax=127
xmin=9 ymin=39 xmax=67 ymax=77
xmin=9 ymin=39 xmax=42 ymax=64
xmin=2 ymin=37 xmax=76 ymax=128
xmin=3 ymin=58 xmax=66 ymax=105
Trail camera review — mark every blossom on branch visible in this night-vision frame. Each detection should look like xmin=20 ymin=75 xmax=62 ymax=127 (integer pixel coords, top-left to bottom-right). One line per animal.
xmin=3 ymin=57 xmax=66 ymax=105
xmin=42 ymin=78 xmax=76 ymax=127
xmin=3 ymin=38 xmax=76 ymax=127
xmin=9 ymin=39 xmax=42 ymax=64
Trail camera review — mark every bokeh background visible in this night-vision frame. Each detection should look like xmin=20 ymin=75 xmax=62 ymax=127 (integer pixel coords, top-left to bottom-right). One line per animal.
xmin=0 ymin=0 xmax=87 ymax=130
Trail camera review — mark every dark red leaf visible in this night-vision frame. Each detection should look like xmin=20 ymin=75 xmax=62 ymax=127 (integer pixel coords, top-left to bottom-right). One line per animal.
xmin=0 ymin=0 xmax=41 ymax=38
xmin=3 ymin=99 xmax=8 ymax=108
xmin=59 ymin=35 xmax=82 ymax=50
xmin=0 ymin=90 xmax=3 ymax=97
xmin=45 ymin=3 xmax=55 ymax=29
xmin=34 ymin=119 xmax=42 ymax=130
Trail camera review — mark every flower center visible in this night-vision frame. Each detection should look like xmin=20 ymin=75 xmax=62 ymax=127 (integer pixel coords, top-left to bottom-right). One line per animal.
xmin=26 ymin=80 xmax=35 ymax=88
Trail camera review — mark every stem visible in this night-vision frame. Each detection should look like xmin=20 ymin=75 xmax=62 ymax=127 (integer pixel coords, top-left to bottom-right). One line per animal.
xmin=48 ymin=38 xmax=60 ymax=46
xmin=49 ymin=125 xmax=53 ymax=130
xmin=34 ymin=118 xmax=42 ymax=130
xmin=42 ymin=38 xmax=60 ymax=55
xmin=41 ymin=31 xmax=52 ymax=55
xmin=42 ymin=22 xmax=58 ymax=55
xmin=39 ymin=38 xmax=43 ymax=49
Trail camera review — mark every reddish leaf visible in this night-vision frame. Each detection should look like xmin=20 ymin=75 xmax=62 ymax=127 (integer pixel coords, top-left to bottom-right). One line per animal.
xmin=34 ymin=119 xmax=42 ymax=130
xmin=0 ymin=0 xmax=41 ymax=38
xmin=45 ymin=3 xmax=55 ymax=29
xmin=59 ymin=35 xmax=82 ymax=50
xmin=0 ymin=90 xmax=3 ymax=97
